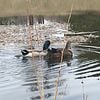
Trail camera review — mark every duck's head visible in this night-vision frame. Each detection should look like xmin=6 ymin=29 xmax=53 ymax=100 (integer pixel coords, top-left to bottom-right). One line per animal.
xmin=65 ymin=41 xmax=71 ymax=50
xmin=21 ymin=49 xmax=29 ymax=56
xmin=43 ymin=40 xmax=50 ymax=50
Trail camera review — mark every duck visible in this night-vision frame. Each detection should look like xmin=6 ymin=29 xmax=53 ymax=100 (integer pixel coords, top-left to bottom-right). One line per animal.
xmin=21 ymin=44 xmax=48 ymax=57
xmin=21 ymin=40 xmax=51 ymax=57
xmin=21 ymin=40 xmax=52 ymax=57
xmin=21 ymin=49 xmax=47 ymax=57
xmin=43 ymin=40 xmax=73 ymax=60
xmin=21 ymin=40 xmax=73 ymax=59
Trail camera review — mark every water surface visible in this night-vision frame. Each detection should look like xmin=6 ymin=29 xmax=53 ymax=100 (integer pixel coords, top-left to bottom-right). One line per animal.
xmin=0 ymin=42 xmax=100 ymax=100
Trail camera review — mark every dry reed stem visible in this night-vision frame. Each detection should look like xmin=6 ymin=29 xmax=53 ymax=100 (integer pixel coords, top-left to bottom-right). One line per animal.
xmin=28 ymin=25 xmax=33 ymax=50
xmin=39 ymin=56 xmax=45 ymax=100
xmin=29 ymin=21 xmax=44 ymax=100
xmin=26 ymin=1 xmax=45 ymax=99
xmin=34 ymin=23 xmax=40 ymax=47
xmin=81 ymin=81 xmax=85 ymax=100
xmin=59 ymin=82 xmax=68 ymax=100
xmin=54 ymin=44 xmax=65 ymax=100
xmin=37 ymin=70 xmax=44 ymax=100
xmin=33 ymin=24 xmax=45 ymax=100
xmin=32 ymin=56 xmax=45 ymax=100
xmin=36 ymin=69 xmax=44 ymax=100
xmin=31 ymin=38 xmax=44 ymax=100
xmin=81 ymin=80 xmax=88 ymax=100
xmin=82 ymin=82 xmax=88 ymax=100
xmin=54 ymin=0 xmax=74 ymax=99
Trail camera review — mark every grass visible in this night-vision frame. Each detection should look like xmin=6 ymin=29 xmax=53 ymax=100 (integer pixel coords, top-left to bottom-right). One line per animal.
xmin=0 ymin=0 xmax=100 ymax=16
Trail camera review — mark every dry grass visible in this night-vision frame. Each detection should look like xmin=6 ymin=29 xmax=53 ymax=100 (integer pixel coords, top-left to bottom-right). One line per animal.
xmin=0 ymin=0 xmax=100 ymax=16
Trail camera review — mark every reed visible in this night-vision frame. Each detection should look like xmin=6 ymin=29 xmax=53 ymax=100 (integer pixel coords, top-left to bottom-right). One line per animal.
xmin=81 ymin=80 xmax=88 ymax=100
xmin=32 ymin=56 xmax=45 ymax=100
xmin=29 ymin=20 xmax=45 ymax=99
xmin=54 ymin=0 xmax=74 ymax=99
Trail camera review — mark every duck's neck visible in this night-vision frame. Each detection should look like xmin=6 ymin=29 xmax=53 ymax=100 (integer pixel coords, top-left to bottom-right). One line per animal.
xmin=65 ymin=41 xmax=71 ymax=50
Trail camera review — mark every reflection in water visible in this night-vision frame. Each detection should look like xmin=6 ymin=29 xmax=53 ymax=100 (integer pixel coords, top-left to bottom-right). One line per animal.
xmin=44 ymin=55 xmax=72 ymax=67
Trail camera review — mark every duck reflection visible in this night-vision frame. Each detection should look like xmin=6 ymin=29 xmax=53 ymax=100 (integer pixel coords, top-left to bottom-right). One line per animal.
xmin=44 ymin=56 xmax=72 ymax=67
xmin=21 ymin=57 xmax=29 ymax=63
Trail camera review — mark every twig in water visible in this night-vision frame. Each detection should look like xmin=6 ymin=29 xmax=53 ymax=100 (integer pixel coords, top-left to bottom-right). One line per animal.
xmin=81 ymin=80 xmax=88 ymax=100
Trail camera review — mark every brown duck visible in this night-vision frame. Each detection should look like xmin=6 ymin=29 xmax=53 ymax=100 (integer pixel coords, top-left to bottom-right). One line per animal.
xmin=43 ymin=40 xmax=73 ymax=60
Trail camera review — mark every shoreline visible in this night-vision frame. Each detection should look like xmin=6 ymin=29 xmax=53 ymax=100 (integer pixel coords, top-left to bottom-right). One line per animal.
xmin=0 ymin=21 xmax=89 ymax=47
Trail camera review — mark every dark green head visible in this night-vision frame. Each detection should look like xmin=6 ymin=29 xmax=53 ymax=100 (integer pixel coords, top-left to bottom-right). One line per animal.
xmin=43 ymin=40 xmax=50 ymax=50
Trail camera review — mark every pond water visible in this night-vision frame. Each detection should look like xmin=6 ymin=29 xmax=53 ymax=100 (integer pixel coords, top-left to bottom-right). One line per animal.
xmin=0 ymin=14 xmax=100 ymax=100
xmin=0 ymin=42 xmax=100 ymax=100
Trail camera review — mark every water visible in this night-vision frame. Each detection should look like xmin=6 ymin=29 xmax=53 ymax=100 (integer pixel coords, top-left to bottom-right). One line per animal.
xmin=0 ymin=42 xmax=100 ymax=100
xmin=0 ymin=14 xmax=100 ymax=100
